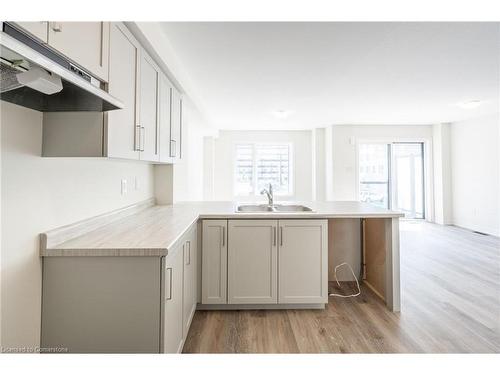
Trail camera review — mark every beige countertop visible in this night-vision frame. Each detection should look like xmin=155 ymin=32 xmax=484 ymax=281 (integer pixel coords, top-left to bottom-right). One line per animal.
xmin=40 ymin=201 xmax=403 ymax=257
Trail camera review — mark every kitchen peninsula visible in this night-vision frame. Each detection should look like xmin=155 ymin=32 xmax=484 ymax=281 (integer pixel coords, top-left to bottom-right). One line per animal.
xmin=40 ymin=200 xmax=403 ymax=353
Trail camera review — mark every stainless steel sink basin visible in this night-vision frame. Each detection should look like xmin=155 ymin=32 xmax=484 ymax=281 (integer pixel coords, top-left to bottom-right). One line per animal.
xmin=236 ymin=204 xmax=275 ymax=212
xmin=273 ymin=204 xmax=313 ymax=212
xmin=236 ymin=204 xmax=313 ymax=213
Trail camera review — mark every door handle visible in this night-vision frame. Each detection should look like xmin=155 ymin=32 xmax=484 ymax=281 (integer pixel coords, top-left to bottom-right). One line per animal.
xmin=222 ymin=226 xmax=225 ymax=247
xmin=280 ymin=226 xmax=283 ymax=246
xmin=170 ymin=140 xmax=176 ymax=157
xmin=166 ymin=267 xmax=173 ymax=300
xmin=186 ymin=241 xmax=191 ymax=265
xmin=179 ymin=99 xmax=183 ymax=159
xmin=140 ymin=126 xmax=145 ymax=152
xmin=135 ymin=125 xmax=141 ymax=151
xmin=273 ymin=226 xmax=277 ymax=246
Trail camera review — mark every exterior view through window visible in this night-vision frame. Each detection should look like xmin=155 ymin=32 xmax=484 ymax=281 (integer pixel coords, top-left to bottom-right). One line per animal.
xmin=358 ymin=144 xmax=390 ymax=209
xmin=234 ymin=143 xmax=292 ymax=197
xmin=359 ymin=142 xmax=425 ymax=219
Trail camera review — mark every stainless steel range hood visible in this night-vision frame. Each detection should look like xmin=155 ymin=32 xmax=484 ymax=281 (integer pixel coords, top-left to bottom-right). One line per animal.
xmin=0 ymin=22 xmax=123 ymax=112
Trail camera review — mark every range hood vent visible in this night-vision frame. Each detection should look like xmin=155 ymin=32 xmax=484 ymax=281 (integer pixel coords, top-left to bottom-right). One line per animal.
xmin=0 ymin=22 xmax=123 ymax=112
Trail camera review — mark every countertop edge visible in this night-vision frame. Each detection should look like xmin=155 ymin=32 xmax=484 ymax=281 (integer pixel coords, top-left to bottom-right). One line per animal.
xmin=41 ymin=247 xmax=169 ymax=257
xmin=198 ymin=213 xmax=405 ymax=219
xmin=40 ymin=202 xmax=404 ymax=257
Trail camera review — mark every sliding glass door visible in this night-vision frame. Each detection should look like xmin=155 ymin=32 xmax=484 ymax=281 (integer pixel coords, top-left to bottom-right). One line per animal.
xmin=359 ymin=142 xmax=425 ymax=218
xmin=358 ymin=144 xmax=390 ymax=209
xmin=391 ymin=143 xmax=425 ymax=219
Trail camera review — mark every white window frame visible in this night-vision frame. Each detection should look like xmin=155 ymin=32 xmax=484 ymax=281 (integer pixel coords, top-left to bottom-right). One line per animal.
xmin=233 ymin=142 xmax=294 ymax=199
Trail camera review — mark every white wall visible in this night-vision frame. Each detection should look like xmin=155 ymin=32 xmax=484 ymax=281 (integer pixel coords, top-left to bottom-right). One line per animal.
xmin=324 ymin=126 xmax=334 ymax=201
xmin=433 ymin=123 xmax=453 ymax=225
xmin=312 ymin=128 xmax=326 ymax=201
xmin=450 ymin=113 xmax=500 ymax=236
xmin=203 ymin=137 xmax=215 ymax=201
xmin=206 ymin=130 xmax=313 ymax=202
xmin=172 ymin=100 xmax=207 ymax=202
xmin=0 ymin=102 xmax=155 ymax=349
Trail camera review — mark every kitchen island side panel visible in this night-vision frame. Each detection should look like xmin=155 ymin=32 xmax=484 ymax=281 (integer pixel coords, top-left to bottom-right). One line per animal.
xmin=41 ymin=256 xmax=162 ymax=353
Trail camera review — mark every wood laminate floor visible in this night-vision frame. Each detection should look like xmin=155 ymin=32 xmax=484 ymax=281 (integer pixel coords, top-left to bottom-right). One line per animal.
xmin=183 ymin=221 xmax=500 ymax=353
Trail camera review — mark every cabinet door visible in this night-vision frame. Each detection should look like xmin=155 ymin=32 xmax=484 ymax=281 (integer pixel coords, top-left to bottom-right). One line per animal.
xmin=169 ymin=87 xmax=182 ymax=160
xmin=278 ymin=219 xmax=328 ymax=304
xmin=228 ymin=220 xmax=278 ymax=304
xmin=202 ymin=220 xmax=227 ymax=304
xmin=183 ymin=226 xmax=197 ymax=338
xmin=138 ymin=51 xmax=160 ymax=162
xmin=106 ymin=23 xmax=140 ymax=160
xmin=47 ymin=22 xmax=110 ymax=81
xmin=158 ymin=73 xmax=173 ymax=163
xmin=14 ymin=22 xmax=48 ymax=43
xmin=163 ymin=245 xmax=184 ymax=353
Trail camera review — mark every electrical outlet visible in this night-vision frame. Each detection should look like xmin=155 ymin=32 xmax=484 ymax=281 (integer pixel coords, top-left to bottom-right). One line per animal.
xmin=121 ymin=179 xmax=128 ymax=195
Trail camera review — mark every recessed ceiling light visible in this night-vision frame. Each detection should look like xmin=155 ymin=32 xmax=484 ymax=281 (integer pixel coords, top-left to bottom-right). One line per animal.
xmin=457 ymin=100 xmax=482 ymax=109
xmin=272 ymin=110 xmax=294 ymax=119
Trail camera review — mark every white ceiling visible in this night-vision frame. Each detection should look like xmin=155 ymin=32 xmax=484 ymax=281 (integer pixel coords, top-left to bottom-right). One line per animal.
xmin=160 ymin=22 xmax=500 ymax=130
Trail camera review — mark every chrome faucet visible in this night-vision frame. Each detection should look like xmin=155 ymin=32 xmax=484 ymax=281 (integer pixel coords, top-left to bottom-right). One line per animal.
xmin=260 ymin=183 xmax=274 ymax=206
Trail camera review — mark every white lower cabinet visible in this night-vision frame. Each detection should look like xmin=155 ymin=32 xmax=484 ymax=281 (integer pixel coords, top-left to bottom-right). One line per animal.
xmin=162 ymin=223 xmax=198 ymax=353
xmin=228 ymin=220 xmax=278 ymax=304
xmin=278 ymin=219 xmax=328 ymax=304
xmin=202 ymin=219 xmax=328 ymax=307
xmin=201 ymin=220 xmax=228 ymax=304
xmin=182 ymin=225 xmax=198 ymax=340
xmin=163 ymin=242 xmax=184 ymax=353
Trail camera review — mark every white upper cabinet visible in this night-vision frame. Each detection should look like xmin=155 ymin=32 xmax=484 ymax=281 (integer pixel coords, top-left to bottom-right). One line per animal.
xmin=278 ymin=219 xmax=328 ymax=304
xmin=228 ymin=220 xmax=278 ymax=304
xmin=47 ymin=22 xmax=110 ymax=81
xmin=139 ymin=51 xmax=160 ymax=162
xmin=106 ymin=22 xmax=140 ymax=160
xmin=170 ymin=86 xmax=182 ymax=161
xmin=36 ymin=21 xmax=182 ymax=164
xmin=13 ymin=22 xmax=48 ymax=42
xmin=158 ymin=73 xmax=173 ymax=163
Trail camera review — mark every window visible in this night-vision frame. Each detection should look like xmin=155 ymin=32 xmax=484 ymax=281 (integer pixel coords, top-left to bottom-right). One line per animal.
xmin=234 ymin=143 xmax=292 ymax=197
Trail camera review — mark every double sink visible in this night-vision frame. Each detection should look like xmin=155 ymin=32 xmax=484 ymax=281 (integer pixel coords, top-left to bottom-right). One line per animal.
xmin=236 ymin=204 xmax=313 ymax=213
